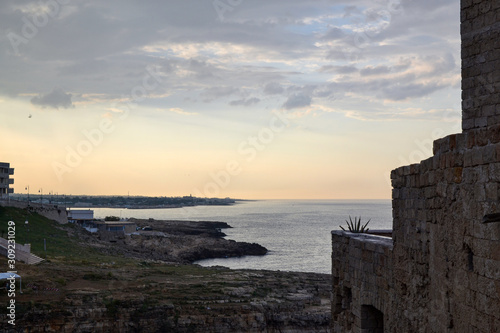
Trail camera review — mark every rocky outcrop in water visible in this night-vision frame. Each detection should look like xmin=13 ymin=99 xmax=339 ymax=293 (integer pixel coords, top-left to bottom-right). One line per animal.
xmin=80 ymin=219 xmax=268 ymax=264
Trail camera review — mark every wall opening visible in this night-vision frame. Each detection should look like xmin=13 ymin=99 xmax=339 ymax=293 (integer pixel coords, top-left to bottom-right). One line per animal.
xmin=467 ymin=247 xmax=474 ymax=272
xmin=464 ymin=244 xmax=474 ymax=272
xmin=361 ymin=305 xmax=384 ymax=333
xmin=342 ymin=287 xmax=352 ymax=310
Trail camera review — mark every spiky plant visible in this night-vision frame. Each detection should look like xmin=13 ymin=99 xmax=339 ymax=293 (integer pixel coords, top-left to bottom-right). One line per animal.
xmin=339 ymin=216 xmax=370 ymax=233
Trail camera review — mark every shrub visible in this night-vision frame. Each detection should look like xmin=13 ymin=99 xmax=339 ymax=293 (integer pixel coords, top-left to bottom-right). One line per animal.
xmin=340 ymin=216 xmax=370 ymax=233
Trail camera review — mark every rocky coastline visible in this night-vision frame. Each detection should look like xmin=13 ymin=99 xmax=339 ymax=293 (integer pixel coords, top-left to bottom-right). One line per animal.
xmin=0 ymin=208 xmax=331 ymax=332
xmin=88 ymin=218 xmax=268 ymax=264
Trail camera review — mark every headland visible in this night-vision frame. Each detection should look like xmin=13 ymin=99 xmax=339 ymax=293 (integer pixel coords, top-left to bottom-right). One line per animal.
xmin=0 ymin=206 xmax=331 ymax=332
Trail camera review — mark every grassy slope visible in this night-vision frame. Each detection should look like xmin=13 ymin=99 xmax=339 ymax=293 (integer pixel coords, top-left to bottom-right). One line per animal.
xmin=0 ymin=206 xmax=128 ymax=264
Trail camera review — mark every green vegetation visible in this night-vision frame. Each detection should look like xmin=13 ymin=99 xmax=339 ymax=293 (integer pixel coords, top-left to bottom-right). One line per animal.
xmin=0 ymin=206 xmax=128 ymax=265
xmin=104 ymin=216 xmax=120 ymax=221
xmin=0 ymin=206 xmax=76 ymax=257
xmin=340 ymin=216 xmax=371 ymax=233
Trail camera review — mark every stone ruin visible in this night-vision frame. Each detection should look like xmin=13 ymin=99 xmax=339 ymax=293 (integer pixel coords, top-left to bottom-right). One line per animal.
xmin=331 ymin=1 xmax=500 ymax=332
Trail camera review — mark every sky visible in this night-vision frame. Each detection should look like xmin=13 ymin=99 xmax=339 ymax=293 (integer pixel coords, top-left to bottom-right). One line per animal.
xmin=0 ymin=0 xmax=462 ymax=200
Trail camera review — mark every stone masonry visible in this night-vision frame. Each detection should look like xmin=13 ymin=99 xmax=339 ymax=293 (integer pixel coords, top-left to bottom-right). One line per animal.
xmin=331 ymin=1 xmax=500 ymax=332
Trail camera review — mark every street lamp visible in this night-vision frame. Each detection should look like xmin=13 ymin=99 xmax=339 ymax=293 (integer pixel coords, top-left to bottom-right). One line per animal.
xmin=38 ymin=188 xmax=43 ymax=206
xmin=25 ymin=220 xmax=29 ymax=245
xmin=25 ymin=186 xmax=30 ymax=207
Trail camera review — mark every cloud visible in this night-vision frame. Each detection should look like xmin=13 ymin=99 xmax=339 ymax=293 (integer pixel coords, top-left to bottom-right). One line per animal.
xmin=343 ymin=5 xmax=361 ymax=18
xmin=30 ymin=88 xmax=74 ymax=109
xmin=229 ymin=97 xmax=261 ymax=106
xmin=322 ymin=27 xmax=344 ymax=40
xmin=360 ymin=65 xmax=392 ymax=76
xmin=382 ymin=82 xmax=443 ymax=101
xmin=167 ymin=107 xmax=197 ymax=116
xmin=263 ymin=82 xmax=284 ymax=95
xmin=319 ymin=65 xmax=358 ymax=74
xmin=201 ymin=86 xmax=240 ymax=102
xmin=0 ymin=0 xmax=461 ymax=122
xmin=282 ymin=93 xmax=312 ymax=110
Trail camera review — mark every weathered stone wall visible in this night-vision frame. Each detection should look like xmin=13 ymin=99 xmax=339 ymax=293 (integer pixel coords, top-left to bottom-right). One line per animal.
xmin=391 ymin=133 xmax=500 ymax=332
xmin=461 ymin=0 xmax=500 ymax=132
xmin=331 ymin=1 xmax=500 ymax=332
xmin=331 ymin=232 xmax=393 ymax=332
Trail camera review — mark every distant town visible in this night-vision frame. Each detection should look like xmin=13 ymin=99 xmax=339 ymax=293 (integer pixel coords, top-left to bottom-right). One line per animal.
xmin=9 ymin=193 xmax=237 ymax=209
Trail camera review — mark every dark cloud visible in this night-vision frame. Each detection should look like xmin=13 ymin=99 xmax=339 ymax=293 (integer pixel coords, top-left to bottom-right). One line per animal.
xmin=282 ymin=93 xmax=312 ymax=110
xmin=322 ymin=27 xmax=344 ymax=40
xmin=382 ymin=82 xmax=443 ymax=101
xmin=30 ymin=88 xmax=74 ymax=109
xmin=343 ymin=5 xmax=361 ymax=18
xmin=360 ymin=65 xmax=391 ymax=76
xmin=263 ymin=82 xmax=284 ymax=95
xmin=187 ymin=59 xmax=218 ymax=79
xmin=229 ymin=97 xmax=261 ymax=106
xmin=202 ymin=86 xmax=240 ymax=102
xmin=319 ymin=65 xmax=358 ymax=74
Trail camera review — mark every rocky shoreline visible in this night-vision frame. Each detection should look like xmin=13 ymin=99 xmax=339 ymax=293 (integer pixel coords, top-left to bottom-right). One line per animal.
xmin=88 ymin=218 xmax=268 ymax=264
xmin=0 ymin=208 xmax=331 ymax=332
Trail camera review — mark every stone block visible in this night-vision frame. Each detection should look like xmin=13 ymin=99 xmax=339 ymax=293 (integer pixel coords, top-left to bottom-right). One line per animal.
xmin=475 ymin=116 xmax=488 ymax=128
xmin=484 ymin=258 xmax=500 ymax=280
xmin=479 ymin=165 xmax=489 ymax=182
xmin=483 ymin=144 xmax=496 ymax=163
xmin=490 ymin=242 xmax=500 ymax=261
xmin=454 ymin=167 xmax=464 ymax=183
xmin=464 ymin=150 xmax=473 ymax=167
xmin=484 ymin=10 xmax=497 ymax=25
xmin=472 ymin=148 xmax=484 ymax=165
xmin=476 ymin=128 xmax=489 ymax=146
xmin=466 ymin=131 xmax=476 ymax=148
xmin=485 ymin=183 xmax=498 ymax=201
xmin=490 ymin=124 xmax=500 ymax=144
xmin=461 ymin=0 xmax=472 ymax=9
xmin=440 ymin=154 xmax=447 ymax=169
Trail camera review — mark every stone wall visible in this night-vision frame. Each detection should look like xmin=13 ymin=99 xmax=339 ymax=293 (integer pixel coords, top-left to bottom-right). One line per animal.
xmin=461 ymin=0 xmax=500 ymax=132
xmin=331 ymin=1 xmax=500 ymax=332
xmin=0 ymin=199 xmax=68 ymax=224
xmin=332 ymin=135 xmax=500 ymax=333
xmin=331 ymin=232 xmax=393 ymax=332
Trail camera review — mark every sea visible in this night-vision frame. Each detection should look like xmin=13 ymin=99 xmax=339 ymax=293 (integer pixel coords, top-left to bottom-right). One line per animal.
xmin=89 ymin=199 xmax=393 ymax=274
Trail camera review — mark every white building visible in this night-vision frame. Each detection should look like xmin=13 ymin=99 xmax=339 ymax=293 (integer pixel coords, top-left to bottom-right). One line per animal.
xmin=67 ymin=209 xmax=96 ymax=232
xmin=67 ymin=209 xmax=94 ymax=223
xmin=0 ymin=162 xmax=14 ymax=200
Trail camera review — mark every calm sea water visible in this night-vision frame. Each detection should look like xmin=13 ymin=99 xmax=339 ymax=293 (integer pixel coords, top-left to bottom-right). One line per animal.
xmin=89 ymin=200 xmax=392 ymax=274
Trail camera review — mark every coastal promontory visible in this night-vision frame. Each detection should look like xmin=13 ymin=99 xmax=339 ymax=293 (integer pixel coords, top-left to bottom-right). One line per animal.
xmin=0 ymin=206 xmax=331 ymax=332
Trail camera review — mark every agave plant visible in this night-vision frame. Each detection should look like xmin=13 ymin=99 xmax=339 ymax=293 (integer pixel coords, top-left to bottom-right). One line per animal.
xmin=339 ymin=216 xmax=370 ymax=233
